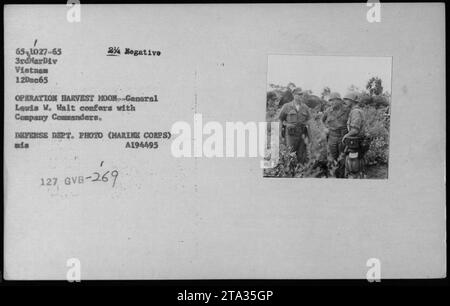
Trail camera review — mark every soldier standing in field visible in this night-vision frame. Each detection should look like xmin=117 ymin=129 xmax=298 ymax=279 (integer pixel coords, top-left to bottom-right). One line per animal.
xmin=279 ymin=89 xmax=312 ymax=164
xmin=342 ymin=92 xmax=366 ymax=141
xmin=341 ymin=92 xmax=368 ymax=177
xmin=322 ymin=92 xmax=350 ymax=162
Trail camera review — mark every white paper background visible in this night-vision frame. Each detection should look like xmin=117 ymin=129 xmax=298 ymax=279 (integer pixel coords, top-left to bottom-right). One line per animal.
xmin=3 ymin=3 xmax=446 ymax=279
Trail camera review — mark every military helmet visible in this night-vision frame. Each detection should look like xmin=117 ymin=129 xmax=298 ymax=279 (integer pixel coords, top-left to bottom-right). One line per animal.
xmin=343 ymin=92 xmax=360 ymax=103
xmin=328 ymin=92 xmax=342 ymax=102
xmin=292 ymin=88 xmax=303 ymax=96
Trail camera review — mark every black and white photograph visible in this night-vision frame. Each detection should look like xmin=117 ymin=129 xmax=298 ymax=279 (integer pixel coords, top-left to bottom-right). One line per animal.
xmin=1 ymin=2 xmax=446 ymax=294
xmin=264 ymin=55 xmax=392 ymax=179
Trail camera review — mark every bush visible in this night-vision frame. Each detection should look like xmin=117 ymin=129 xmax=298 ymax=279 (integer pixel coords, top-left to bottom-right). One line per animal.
xmin=363 ymin=106 xmax=390 ymax=165
xmin=263 ymin=142 xmax=330 ymax=178
xmin=302 ymin=94 xmax=326 ymax=110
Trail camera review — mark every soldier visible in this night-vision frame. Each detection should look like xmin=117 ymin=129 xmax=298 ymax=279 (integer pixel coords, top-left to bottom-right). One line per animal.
xmin=341 ymin=92 xmax=368 ymax=178
xmin=279 ymin=88 xmax=312 ymax=164
xmin=342 ymin=92 xmax=366 ymax=141
xmin=322 ymin=92 xmax=350 ymax=161
xmin=278 ymin=83 xmax=296 ymax=107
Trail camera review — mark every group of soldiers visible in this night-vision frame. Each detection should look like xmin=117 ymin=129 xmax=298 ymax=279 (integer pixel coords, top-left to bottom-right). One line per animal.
xmin=279 ymin=88 xmax=366 ymax=171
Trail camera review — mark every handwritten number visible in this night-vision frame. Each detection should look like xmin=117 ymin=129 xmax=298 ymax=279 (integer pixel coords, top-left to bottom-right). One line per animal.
xmin=91 ymin=170 xmax=118 ymax=187
xmin=101 ymin=171 xmax=109 ymax=182
xmin=92 ymin=172 xmax=101 ymax=182
xmin=111 ymin=170 xmax=119 ymax=188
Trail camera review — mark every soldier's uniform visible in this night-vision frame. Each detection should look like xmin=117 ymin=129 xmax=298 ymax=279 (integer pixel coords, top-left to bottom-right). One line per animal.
xmin=279 ymin=100 xmax=311 ymax=164
xmin=347 ymin=105 xmax=366 ymax=137
xmin=322 ymin=100 xmax=350 ymax=160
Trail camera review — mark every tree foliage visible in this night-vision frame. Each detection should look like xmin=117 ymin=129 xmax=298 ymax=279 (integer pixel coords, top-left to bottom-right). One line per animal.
xmin=366 ymin=77 xmax=383 ymax=96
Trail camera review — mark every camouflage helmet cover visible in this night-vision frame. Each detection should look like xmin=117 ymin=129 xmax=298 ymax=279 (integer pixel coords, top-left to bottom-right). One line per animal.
xmin=328 ymin=92 xmax=342 ymax=101
xmin=343 ymin=92 xmax=360 ymax=103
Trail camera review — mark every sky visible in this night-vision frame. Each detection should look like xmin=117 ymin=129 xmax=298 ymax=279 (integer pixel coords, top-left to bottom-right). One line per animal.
xmin=267 ymin=55 xmax=392 ymax=96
